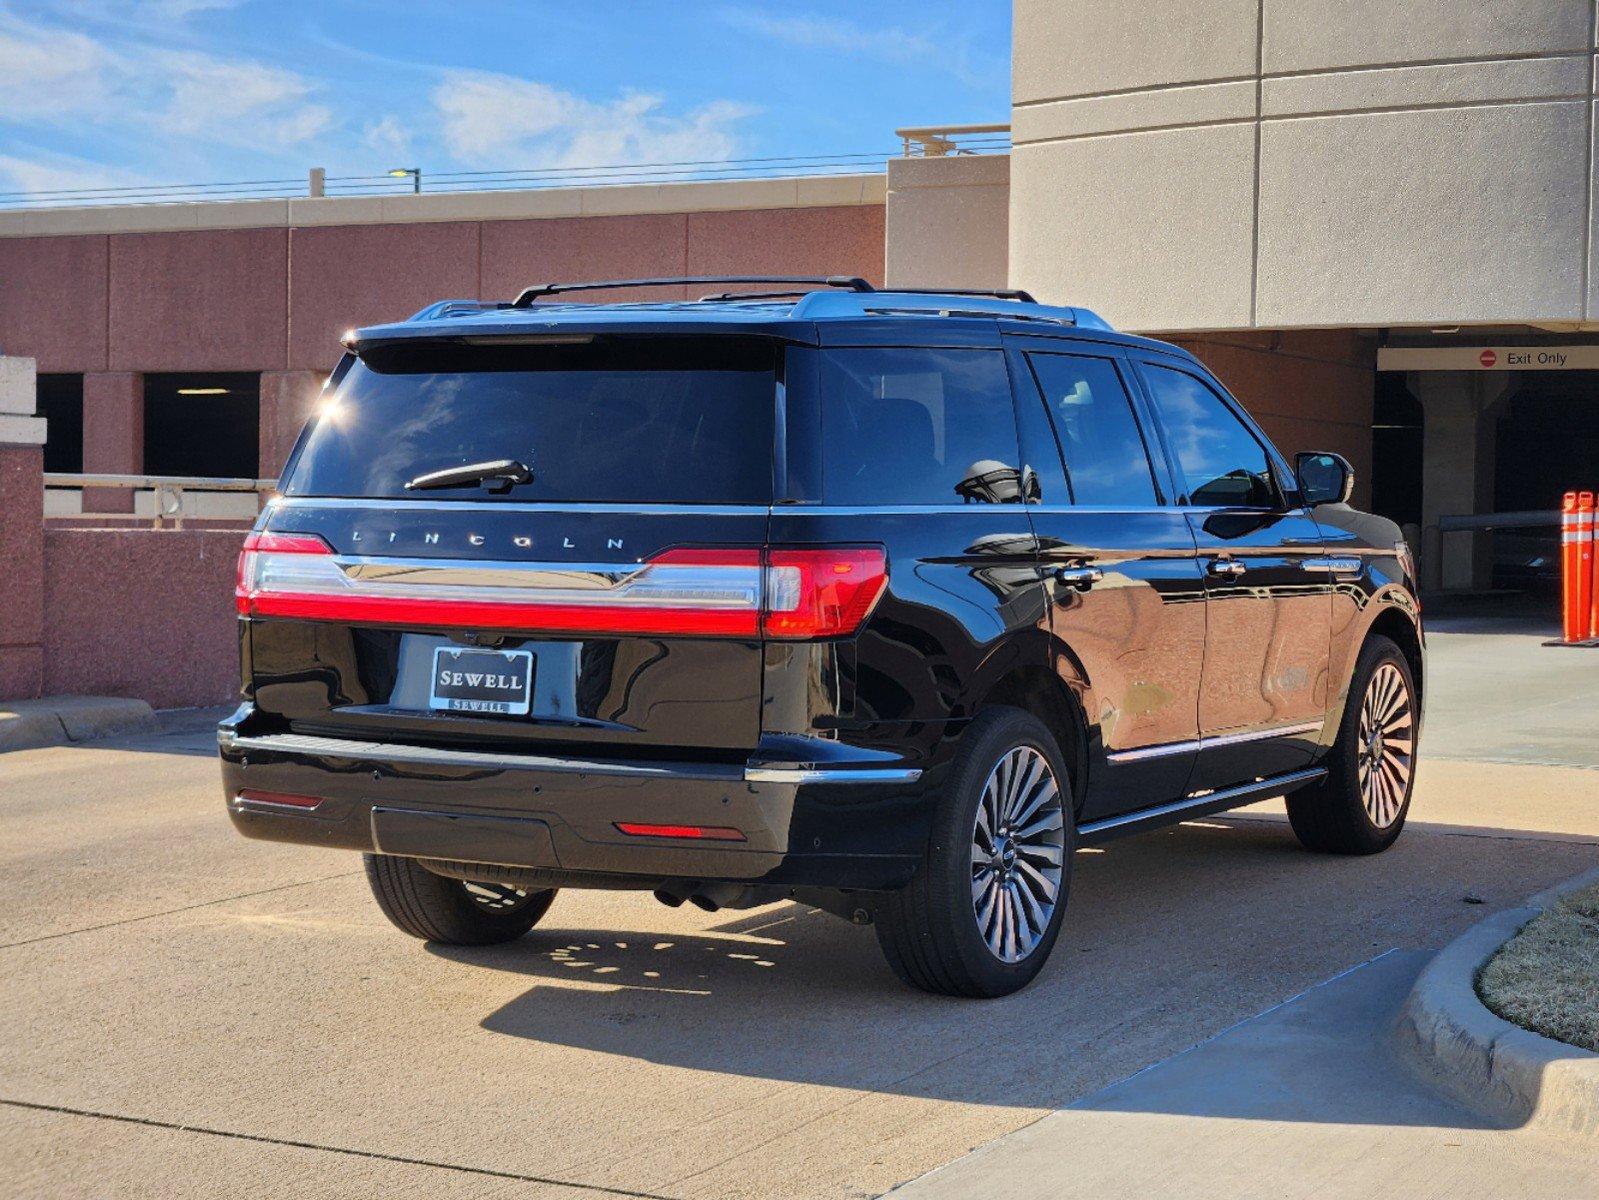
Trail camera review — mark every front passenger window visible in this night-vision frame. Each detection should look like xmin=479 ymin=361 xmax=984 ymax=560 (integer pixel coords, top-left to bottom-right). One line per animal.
xmin=1142 ymin=365 xmax=1277 ymax=508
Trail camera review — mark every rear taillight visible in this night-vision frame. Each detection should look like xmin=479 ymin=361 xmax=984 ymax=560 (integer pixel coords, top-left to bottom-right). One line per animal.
xmin=235 ymin=536 xmax=885 ymax=641
xmin=762 ymin=547 xmax=887 ymax=639
xmin=236 ymin=530 xmax=335 ymax=615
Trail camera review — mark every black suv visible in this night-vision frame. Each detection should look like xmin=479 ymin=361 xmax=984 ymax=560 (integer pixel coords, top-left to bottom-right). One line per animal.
xmin=221 ymin=276 xmax=1424 ymax=997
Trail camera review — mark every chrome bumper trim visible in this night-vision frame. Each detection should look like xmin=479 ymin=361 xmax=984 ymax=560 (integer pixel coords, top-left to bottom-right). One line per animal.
xmin=221 ymin=732 xmax=920 ymax=786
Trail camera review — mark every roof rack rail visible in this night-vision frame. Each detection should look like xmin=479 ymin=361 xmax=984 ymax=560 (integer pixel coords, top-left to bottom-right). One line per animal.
xmin=882 ymin=286 xmax=1037 ymax=303
xmin=511 ymin=275 xmax=874 ymax=308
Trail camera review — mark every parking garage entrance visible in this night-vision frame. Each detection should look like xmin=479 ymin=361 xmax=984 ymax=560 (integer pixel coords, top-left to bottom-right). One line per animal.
xmin=1375 ymin=344 xmax=1599 ymax=610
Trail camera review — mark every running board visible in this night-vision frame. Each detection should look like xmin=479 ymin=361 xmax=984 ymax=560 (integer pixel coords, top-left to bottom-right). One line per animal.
xmin=1078 ymin=767 xmax=1326 ymax=845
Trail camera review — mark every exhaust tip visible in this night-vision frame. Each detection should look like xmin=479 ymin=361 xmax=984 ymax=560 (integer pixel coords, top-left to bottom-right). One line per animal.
xmin=652 ymin=888 xmax=685 ymax=908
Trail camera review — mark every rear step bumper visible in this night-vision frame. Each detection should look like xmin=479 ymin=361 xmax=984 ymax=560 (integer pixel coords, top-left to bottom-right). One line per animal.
xmin=218 ymin=727 xmax=928 ymax=890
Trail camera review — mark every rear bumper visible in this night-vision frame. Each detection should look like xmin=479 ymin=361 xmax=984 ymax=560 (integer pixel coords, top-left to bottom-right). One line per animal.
xmin=218 ymin=718 xmax=934 ymax=891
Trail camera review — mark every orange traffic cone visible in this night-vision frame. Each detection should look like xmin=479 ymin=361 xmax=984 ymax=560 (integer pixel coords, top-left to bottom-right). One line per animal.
xmin=1562 ymin=492 xmax=1581 ymax=642
xmin=1583 ymin=492 xmax=1598 ymax=642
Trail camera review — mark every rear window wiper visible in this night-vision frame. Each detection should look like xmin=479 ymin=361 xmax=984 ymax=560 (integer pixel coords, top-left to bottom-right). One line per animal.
xmin=403 ymin=458 xmax=533 ymax=493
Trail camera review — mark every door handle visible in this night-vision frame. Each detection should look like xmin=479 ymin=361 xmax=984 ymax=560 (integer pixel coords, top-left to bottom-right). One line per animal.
xmin=1207 ymin=557 xmax=1247 ymax=579
xmin=1055 ymin=565 xmax=1104 ymax=591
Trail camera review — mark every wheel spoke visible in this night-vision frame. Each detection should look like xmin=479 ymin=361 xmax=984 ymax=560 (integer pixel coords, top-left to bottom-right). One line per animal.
xmin=1014 ymin=806 xmax=1064 ymax=842
xmin=1015 ymin=857 xmax=1060 ymax=903
xmin=1012 ymin=777 xmax=1057 ymax=829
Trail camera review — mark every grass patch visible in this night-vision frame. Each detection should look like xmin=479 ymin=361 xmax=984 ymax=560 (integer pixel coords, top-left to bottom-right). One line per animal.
xmin=1477 ymin=883 xmax=1599 ymax=1054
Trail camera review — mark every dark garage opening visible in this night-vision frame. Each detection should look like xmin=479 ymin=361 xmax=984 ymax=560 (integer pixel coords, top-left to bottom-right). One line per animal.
xmin=143 ymin=373 xmax=260 ymax=478
xmin=37 ymin=374 xmax=84 ymax=474
xmin=1371 ymin=372 xmax=1422 ymax=529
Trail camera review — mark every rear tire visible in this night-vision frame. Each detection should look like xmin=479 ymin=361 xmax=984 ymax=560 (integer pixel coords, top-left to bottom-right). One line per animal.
xmin=364 ymin=853 xmax=557 ymax=945
xmin=875 ymin=707 xmax=1074 ymax=998
xmin=1287 ymin=634 xmax=1417 ymax=855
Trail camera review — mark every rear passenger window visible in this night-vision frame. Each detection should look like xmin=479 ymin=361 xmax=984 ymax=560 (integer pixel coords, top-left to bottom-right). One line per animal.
xmin=1142 ymin=365 xmax=1278 ymax=508
xmin=1024 ymin=353 xmax=1158 ymax=506
xmin=816 ymin=348 xmax=1024 ymax=505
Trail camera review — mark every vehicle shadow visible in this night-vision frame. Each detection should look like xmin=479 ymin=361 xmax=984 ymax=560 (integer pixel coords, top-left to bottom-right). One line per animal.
xmin=425 ymin=815 xmax=1595 ymax=1125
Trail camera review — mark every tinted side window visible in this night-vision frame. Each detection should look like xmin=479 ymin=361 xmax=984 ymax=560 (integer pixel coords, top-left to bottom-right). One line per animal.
xmin=1025 ymin=353 xmax=1158 ymax=506
xmin=1142 ymin=365 xmax=1277 ymax=508
xmin=817 ymin=348 xmax=1024 ymax=505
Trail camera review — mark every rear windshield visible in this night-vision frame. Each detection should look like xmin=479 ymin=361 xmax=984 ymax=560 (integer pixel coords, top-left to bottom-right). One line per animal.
xmin=283 ymin=337 xmax=776 ymax=504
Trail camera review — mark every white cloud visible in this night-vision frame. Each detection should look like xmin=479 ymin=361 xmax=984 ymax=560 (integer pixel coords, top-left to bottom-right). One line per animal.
xmin=0 ymin=11 xmax=333 ymax=157
xmin=720 ymin=10 xmax=940 ymax=63
xmin=0 ymin=150 xmax=154 ymax=198
xmin=364 ymin=114 xmax=412 ymax=160
xmin=0 ymin=15 xmax=113 ymax=118
xmin=433 ymin=70 xmax=755 ymax=168
xmin=136 ymin=0 xmax=245 ymax=18
xmin=720 ymin=8 xmax=1005 ymax=88
xmin=156 ymin=52 xmax=332 ymax=146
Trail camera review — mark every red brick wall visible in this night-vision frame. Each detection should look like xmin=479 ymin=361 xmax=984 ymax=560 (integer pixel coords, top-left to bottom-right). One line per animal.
xmin=0 ymin=204 xmax=887 ymax=378
xmin=42 ymin=526 xmax=245 ymax=709
xmin=0 ymin=445 xmax=44 ymax=699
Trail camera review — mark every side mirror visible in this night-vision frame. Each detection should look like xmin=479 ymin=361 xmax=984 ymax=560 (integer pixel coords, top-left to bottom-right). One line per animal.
xmin=1295 ymin=451 xmax=1354 ymax=507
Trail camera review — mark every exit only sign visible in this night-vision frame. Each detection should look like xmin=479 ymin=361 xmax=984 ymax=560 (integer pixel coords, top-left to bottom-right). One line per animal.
xmin=1377 ymin=345 xmax=1599 ymax=371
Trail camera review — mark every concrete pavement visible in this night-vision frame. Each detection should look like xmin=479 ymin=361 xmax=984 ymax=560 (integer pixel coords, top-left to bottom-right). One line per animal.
xmin=892 ymin=952 xmax=1598 ymax=1200
xmin=0 ymin=619 xmax=1595 ymax=1198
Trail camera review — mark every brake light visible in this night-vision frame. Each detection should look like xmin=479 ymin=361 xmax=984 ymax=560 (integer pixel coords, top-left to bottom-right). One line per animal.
xmin=236 ymin=530 xmax=335 ymax=614
xmin=615 ymin=822 xmax=746 ymax=842
xmin=235 ymin=536 xmax=885 ymax=640
xmin=762 ymin=547 xmax=887 ymax=639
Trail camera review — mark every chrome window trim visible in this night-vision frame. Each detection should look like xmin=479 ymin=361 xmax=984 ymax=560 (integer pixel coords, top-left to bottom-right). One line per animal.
xmin=270 ymin=497 xmax=767 ymax=517
xmin=1106 ymin=719 xmax=1324 ymax=765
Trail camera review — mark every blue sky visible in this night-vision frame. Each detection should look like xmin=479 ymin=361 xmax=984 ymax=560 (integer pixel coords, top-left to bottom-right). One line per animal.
xmin=0 ymin=1 xmax=1011 ymax=198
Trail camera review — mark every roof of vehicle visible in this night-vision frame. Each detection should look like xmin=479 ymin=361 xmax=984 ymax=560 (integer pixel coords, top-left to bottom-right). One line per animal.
xmin=342 ymin=276 xmax=1198 ymax=361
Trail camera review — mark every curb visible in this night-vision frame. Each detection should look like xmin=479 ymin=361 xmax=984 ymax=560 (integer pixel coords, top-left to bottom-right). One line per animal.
xmin=1396 ymin=866 xmax=1599 ymax=1139
xmin=0 ymin=696 xmax=158 ymax=753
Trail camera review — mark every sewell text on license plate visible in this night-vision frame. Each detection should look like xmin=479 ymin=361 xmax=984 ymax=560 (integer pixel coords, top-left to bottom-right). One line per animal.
xmin=430 ymin=647 xmax=534 ymax=715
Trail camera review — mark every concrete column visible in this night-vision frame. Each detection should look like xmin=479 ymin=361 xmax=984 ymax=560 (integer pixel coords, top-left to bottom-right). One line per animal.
xmin=1413 ymin=370 xmax=1513 ymax=592
xmin=0 ymin=357 xmax=46 ymax=700
xmin=82 ymin=371 xmax=143 ymax=514
xmin=259 ymin=370 xmax=327 ymax=478
xmin=885 ymin=154 xmax=1010 ymax=290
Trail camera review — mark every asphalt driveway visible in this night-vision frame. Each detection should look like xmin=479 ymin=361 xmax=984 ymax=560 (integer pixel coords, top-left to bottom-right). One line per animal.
xmin=1 ymin=617 xmax=1595 ymax=1199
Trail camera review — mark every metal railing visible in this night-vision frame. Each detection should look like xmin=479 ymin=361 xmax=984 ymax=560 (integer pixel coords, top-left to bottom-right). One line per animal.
xmin=895 ymin=123 xmax=1011 ymax=157
xmin=44 ymin=473 xmax=276 ymax=529
xmin=0 ymin=149 xmax=903 ymax=210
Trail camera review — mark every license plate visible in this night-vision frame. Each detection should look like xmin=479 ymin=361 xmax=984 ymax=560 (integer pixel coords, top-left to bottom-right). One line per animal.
xmin=430 ymin=647 xmax=534 ymax=715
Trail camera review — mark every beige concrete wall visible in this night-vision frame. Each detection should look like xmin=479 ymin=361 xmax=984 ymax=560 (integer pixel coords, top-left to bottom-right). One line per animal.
xmin=884 ymin=155 xmax=1009 ymax=290
xmin=1010 ymin=0 xmax=1599 ymax=332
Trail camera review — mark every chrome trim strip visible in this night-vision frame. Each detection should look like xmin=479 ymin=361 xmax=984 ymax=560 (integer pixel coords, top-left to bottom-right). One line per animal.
xmin=1106 ymin=719 xmax=1324 ymax=765
xmin=743 ymin=765 xmax=923 ymax=784
xmin=272 ymin=497 xmax=768 ymax=516
xmin=1106 ymin=737 xmax=1202 ymax=764
xmin=1079 ymin=767 xmax=1327 ymax=841
xmin=1300 ymin=556 xmax=1362 ymax=575
xmin=222 ymin=733 xmax=919 ymax=785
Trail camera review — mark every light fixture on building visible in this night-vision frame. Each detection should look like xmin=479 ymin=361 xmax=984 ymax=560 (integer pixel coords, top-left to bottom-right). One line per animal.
xmin=176 ymin=387 xmax=230 ymax=395
xmin=388 ymin=167 xmax=421 ymax=194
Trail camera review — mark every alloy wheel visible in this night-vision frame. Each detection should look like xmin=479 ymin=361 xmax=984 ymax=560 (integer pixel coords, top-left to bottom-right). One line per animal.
xmin=970 ymin=746 xmax=1066 ymax=963
xmin=1357 ymin=662 xmax=1413 ymax=828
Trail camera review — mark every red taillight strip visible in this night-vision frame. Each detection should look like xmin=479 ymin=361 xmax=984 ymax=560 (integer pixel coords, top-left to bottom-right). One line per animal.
xmin=236 ymin=535 xmax=885 ymax=640
xmin=249 ymin=592 xmax=760 ymax=636
xmin=614 ymin=822 xmax=747 ymax=842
